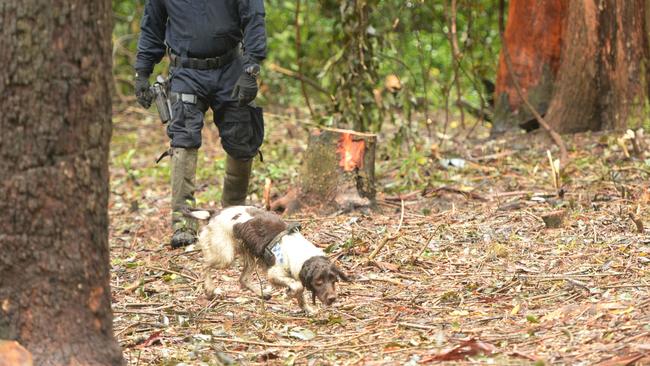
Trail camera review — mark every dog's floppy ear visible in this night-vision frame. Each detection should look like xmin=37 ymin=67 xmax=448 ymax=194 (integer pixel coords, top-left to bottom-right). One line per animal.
xmin=299 ymin=258 xmax=317 ymax=293
xmin=299 ymin=262 xmax=318 ymax=305
xmin=331 ymin=264 xmax=351 ymax=282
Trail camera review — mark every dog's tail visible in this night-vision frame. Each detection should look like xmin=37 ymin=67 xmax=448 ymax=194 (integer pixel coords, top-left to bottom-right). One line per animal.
xmin=182 ymin=207 xmax=220 ymax=221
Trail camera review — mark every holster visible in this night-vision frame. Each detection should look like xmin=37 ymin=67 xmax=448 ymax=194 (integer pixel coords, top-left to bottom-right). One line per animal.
xmin=150 ymin=75 xmax=172 ymax=123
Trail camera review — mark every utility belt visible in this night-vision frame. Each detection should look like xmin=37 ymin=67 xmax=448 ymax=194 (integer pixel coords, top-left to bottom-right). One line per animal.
xmin=169 ymin=47 xmax=238 ymax=70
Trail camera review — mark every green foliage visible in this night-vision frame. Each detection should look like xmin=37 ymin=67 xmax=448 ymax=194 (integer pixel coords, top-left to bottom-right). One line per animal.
xmin=113 ymin=0 xmax=169 ymax=97
xmin=112 ymin=0 xmax=143 ymax=96
xmin=112 ymin=0 xmax=503 ymax=133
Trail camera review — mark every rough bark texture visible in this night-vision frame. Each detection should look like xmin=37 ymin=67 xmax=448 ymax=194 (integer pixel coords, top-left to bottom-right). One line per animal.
xmin=494 ymin=0 xmax=648 ymax=134
xmin=493 ymin=0 xmax=567 ymax=133
xmin=272 ymin=128 xmax=376 ymax=214
xmin=545 ymin=0 xmax=648 ymax=133
xmin=646 ymin=0 xmax=650 ymax=98
xmin=0 ymin=1 xmax=123 ymax=365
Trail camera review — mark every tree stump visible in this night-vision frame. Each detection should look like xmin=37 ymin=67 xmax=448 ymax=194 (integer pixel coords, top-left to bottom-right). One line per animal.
xmin=272 ymin=128 xmax=376 ymax=214
xmin=542 ymin=210 xmax=566 ymax=229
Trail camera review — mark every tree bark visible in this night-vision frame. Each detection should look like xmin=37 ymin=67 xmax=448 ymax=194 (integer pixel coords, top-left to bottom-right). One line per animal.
xmin=494 ymin=0 xmax=648 ymax=134
xmin=545 ymin=0 xmax=647 ymax=133
xmin=0 ymin=341 xmax=33 ymax=366
xmin=493 ymin=0 xmax=567 ymax=133
xmin=0 ymin=1 xmax=123 ymax=365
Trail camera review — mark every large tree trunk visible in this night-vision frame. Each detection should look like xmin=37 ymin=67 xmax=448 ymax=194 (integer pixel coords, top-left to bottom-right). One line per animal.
xmin=545 ymin=0 xmax=647 ymax=132
xmin=494 ymin=0 xmax=648 ymax=134
xmin=493 ymin=0 xmax=567 ymax=134
xmin=0 ymin=1 xmax=123 ymax=365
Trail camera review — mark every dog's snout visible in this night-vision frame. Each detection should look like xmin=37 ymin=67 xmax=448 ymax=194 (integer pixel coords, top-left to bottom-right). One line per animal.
xmin=325 ymin=295 xmax=337 ymax=305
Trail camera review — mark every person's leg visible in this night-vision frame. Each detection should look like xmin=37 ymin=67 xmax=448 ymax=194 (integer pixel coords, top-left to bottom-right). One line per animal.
xmin=212 ymin=103 xmax=263 ymax=207
xmin=210 ymin=57 xmax=264 ymax=207
xmin=169 ymin=146 xmax=199 ymax=247
xmin=222 ymin=153 xmax=253 ymax=207
xmin=167 ymin=68 xmax=210 ymax=248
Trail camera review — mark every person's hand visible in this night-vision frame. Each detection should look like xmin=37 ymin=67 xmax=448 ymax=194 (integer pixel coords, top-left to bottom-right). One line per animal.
xmin=232 ymin=67 xmax=259 ymax=106
xmin=135 ymin=71 xmax=153 ymax=108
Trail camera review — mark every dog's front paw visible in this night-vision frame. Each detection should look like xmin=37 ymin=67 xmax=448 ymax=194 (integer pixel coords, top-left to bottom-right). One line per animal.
xmin=205 ymin=287 xmax=224 ymax=300
xmin=302 ymin=305 xmax=318 ymax=316
xmin=286 ymin=283 xmax=303 ymax=297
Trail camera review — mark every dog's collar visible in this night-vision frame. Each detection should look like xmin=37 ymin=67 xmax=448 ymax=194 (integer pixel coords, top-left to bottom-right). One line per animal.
xmin=264 ymin=222 xmax=301 ymax=265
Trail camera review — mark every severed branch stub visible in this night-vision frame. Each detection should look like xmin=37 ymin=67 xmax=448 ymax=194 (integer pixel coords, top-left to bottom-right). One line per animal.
xmin=271 ymin=127 xmax=377 ymax=214
xmin=542 ymin=210 xmax=566 ymax=229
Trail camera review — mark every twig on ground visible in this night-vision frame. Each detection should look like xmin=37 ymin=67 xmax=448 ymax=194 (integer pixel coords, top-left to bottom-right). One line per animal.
xmin=147 ymin=266 xmax=198 ymax=282
xmin=368 ymin=199 xmax=405 ymax=260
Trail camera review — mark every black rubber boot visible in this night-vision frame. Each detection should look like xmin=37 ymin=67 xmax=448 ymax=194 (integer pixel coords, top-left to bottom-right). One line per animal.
xmin=221 ymin=155 xmax=252 ymax=207
xmin=170 ymin=147 xmax=198 ymax=248
xmin=170 ymin=228 xmax=197 ymax=249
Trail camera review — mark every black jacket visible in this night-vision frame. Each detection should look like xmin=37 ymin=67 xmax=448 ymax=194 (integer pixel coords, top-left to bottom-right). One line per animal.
xmin=135 ymin=0 xmax=266 ymax=75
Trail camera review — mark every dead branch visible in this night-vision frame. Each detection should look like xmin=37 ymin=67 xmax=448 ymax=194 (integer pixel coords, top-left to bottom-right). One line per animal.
xmin=448 ymin=0 xmax=465 ymax=128
xmin=294 ymin=0 xmax=315 ymax=118
xmin=263 ymin=178 xmax=272 ymax=211
xmin=267 ymin=63 xmax=332 ymax=99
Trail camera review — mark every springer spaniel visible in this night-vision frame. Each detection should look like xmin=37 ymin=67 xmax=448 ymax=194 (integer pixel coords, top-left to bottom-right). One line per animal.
xmin=186 ymin=206 xmax=350 ymax=314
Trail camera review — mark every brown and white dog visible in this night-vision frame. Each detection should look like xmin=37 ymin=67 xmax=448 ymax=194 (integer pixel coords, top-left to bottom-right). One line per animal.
xmin=187 ymin=206 xmax=350 ymax=314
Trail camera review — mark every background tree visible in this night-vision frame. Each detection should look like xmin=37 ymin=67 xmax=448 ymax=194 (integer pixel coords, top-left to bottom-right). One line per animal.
xmin=494 ymin=0 xmax=649 ymax=134
xmin=546 ymin=0 xmax=647 ymax=133
xmin=326 ymin=0 xmax=383 ymax=132
xmin=0 ymin=1 xmax=123 ymax=365
xmin=493 ymin=0 xmax=566 ymax=133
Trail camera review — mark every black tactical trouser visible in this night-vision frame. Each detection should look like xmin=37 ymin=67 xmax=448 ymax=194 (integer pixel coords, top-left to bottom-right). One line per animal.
xmin=166 ymin=55 xmax=264 ymax=160
xmin=167 ymin=55 xmax=264 ymax=231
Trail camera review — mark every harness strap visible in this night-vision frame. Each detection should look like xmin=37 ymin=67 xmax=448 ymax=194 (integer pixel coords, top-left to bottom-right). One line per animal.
xmin=263 ymin=222 xmax=301 ymax=265
xmin=170 ymin=92 xmax=197 ymax=105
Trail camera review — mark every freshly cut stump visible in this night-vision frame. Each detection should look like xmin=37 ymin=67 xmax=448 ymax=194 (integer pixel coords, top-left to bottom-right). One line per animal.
xmin=272 ymin=128 xmax=376 ymax=214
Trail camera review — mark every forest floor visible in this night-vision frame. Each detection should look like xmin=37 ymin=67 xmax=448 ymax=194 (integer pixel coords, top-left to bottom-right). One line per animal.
xmin=109 ymin=104 xmax=650 ymax=366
